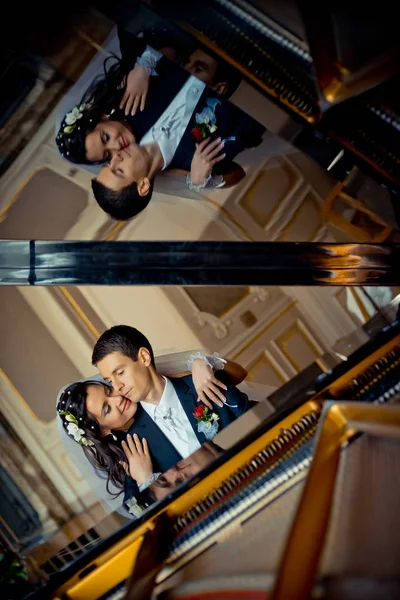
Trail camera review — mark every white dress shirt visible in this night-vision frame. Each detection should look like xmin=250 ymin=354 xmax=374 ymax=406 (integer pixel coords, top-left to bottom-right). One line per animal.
xmin=139 ymin=76 xmax=206 ymax=170
xmin=136 ymin=47 xmax=228 ymax=190
xmin=141 ymin=377 xmax=201 ymax=459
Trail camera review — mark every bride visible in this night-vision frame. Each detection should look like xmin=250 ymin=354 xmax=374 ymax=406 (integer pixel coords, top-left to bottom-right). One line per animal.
xmin=56 ymin=350 xmax=275 ymax=514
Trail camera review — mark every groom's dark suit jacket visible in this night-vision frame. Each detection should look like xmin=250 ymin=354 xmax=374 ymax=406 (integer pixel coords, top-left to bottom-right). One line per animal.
xmin=122 ymin=371 xmax=248 ymax=507
xmin=116 ymin=37 xmax=265 ymax=176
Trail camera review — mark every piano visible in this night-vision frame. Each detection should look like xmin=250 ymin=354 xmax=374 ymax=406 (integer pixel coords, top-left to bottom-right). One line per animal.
xmin=25 ymin=317 xmax=400 ymax=600
xmin=117 ymin=0 xmax=400 ymax=195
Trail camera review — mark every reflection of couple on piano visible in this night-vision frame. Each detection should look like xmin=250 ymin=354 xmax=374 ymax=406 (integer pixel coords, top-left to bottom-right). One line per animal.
xmin=56 ymin=325 xmax=254 ymax=516
xmin=141 ymin=440 xmax=224 ymax=504
xmin=55 ymin=25 xmax=265 ymax=220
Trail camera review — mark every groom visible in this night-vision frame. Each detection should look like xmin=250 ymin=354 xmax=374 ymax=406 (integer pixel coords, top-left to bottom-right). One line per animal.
xmin=91 ymin=53 xmax=265 ymax=220
xmin=91 ymin=325 xmax=248 ymax=512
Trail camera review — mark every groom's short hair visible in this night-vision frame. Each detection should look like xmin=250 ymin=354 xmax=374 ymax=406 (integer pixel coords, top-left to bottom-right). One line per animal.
xmin=91 ymin=178 xmax=154 ymax=221
xmin=92 ymin=325 xmax=156 ymax=368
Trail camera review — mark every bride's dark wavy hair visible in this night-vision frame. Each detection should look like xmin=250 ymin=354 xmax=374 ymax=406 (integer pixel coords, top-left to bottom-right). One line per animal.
xmin=56 ymin=55 xmax=127 ymax=165
xmin=57 ymin=381 xmax=126 ymax=496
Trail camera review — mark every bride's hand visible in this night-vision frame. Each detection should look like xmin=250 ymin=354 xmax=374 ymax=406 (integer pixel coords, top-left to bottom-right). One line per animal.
xmin=190 ymin=138 xmax=226 ymax=186
xmin=121 ymin=434 xmax=153 ymax=486
xmin=191 ymin=358 xmax=227 ymax=409
xmin=119 ymin=65 xmax=150 ymax=116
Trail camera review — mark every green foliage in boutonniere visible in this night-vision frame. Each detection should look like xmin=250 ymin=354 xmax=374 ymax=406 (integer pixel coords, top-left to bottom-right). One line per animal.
xmin=191 ymin=98 xmax=220 ymax=142
xmin=193 ymin=404 xmax=220 ymax=439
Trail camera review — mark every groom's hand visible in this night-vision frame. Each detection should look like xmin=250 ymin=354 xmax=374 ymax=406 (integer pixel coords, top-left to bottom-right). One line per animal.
xmin=190 ymin=138 xmax=226 ymax=186
xmin=121 ymin=434 xmax=153 ymax=486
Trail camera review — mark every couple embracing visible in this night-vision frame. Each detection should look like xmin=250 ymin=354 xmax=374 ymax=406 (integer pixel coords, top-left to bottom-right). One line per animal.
xmin=57 ymin=325 xmax=250 ymax=516
xmin=56 ymin=27 xmax=265 ymax=220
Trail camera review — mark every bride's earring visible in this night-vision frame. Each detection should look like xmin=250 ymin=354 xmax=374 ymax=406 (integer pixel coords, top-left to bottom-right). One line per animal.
xmin=110 ymin=432 xmax=117 ymax=442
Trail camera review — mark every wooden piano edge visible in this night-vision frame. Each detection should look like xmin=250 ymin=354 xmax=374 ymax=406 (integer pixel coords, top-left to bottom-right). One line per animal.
xmin=314 ymin=331 xmax=400 ymax=400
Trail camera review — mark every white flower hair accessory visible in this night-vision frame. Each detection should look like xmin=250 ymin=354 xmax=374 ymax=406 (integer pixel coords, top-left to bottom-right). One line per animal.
xmin=58 ymin=409 xmax=94 ymax=446
xmin=125 ymin=496 xmax=146 ymax=518
xmin=60 ymin=103 xmax=91 ymax=136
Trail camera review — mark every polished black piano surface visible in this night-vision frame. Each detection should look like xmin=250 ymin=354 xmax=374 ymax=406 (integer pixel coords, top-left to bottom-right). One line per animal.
xmin=115 ymin=0 xmax=399 ymax=196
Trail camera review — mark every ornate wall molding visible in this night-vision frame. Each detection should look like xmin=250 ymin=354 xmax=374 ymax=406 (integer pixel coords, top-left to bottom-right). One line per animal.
xmin=195 ymin=311 xmax=230 ymax=340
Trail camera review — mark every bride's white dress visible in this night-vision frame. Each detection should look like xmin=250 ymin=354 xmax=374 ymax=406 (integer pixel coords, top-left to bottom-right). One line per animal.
xmin=56 ymin=350 xmax=276 ymax=514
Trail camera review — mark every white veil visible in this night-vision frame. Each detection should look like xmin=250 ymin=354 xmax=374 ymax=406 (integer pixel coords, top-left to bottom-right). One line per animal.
xmin=56 ymin=374 xmax=127 ymax=514
xmin=54 ymin=26 xmax=121 ymax=176
xmin=56 ymin=351 xmax=276 ymax=515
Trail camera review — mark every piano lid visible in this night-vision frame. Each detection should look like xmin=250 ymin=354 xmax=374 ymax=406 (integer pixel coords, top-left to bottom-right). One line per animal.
xmin=134 ymin=0 xmax=400 ymax=189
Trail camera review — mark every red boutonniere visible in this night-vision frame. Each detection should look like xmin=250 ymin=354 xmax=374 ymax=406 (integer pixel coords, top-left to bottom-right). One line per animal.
xmin=193 ymin=404 xmax=220 ymax=440
xmin=193 ymin=404 xmax=207 ymax=419
xmin=191 ymin=123 xmax=217 ymax=142
xmin=191 ymin=98 xmax=219 ymax=142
